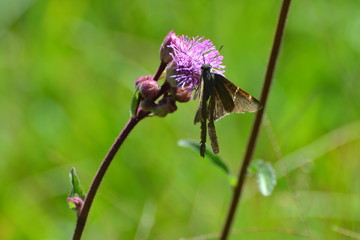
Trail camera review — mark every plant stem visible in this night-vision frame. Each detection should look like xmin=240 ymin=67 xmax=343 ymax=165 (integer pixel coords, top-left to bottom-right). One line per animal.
xmin=153 ymin=61 xmax=167 ymax=81
xmin=71 ymin=55 xmax=167 ymax=239
xmin=72 ymin=111 xmax=148 ymax=240
xmin=219 ymin=0 xmax=292 ymax=239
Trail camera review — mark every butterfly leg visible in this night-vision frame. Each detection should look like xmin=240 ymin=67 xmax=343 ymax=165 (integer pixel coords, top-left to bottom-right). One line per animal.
xmin=200 ymin=119 xmax=207 ymax=157
xmin=208 ymin=120 xmax=219 ymax=154
xmin=208 ymin=96 xmax=219 ymax=154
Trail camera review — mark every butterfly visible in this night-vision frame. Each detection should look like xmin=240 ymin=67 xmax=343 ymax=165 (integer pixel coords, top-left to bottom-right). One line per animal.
xmin=194 ymin=64 xmax=262 ymax=157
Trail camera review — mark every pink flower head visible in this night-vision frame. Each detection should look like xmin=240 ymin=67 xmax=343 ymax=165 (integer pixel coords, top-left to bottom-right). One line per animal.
xmin=168 ymin=36 xmax=225 ymax=91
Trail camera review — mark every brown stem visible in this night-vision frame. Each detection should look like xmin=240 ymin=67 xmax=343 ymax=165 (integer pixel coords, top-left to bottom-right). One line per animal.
xmin=219 ymin=0 xmax=292 ymax=239
xmin=72 ymin=111 xmax=149 ymax=240
xmin=71 ymin=55 xmax=169 ymax=239
xmin=153 ymin=61 xmax=167 ymax=81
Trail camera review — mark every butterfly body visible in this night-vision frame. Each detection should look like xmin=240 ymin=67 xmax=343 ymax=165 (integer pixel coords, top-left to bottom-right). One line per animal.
xmin=194 ymin=64 xmax=262 ymax=157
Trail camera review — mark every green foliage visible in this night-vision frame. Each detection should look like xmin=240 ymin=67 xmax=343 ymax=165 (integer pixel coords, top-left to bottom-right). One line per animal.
xmin=0 ymin=0 xmax=359 ymax=239
xmin=178 ymin=139 xmax=236 ymax=186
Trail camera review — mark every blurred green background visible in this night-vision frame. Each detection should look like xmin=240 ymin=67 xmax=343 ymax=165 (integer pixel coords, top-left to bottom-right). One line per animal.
xmin=1 ymin=0 xmax=359 ymax=239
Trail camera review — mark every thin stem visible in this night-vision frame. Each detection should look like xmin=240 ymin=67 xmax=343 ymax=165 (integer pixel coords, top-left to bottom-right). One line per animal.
xmin=153 ymin=61 xmax=167 ymax=81
xmin=71 ymin=57 xmax=168 ymax=239
xmin=219 ymin=0 xmax=292 ymax=239
xmin=72 ymin=111 xmax=149 ymax=240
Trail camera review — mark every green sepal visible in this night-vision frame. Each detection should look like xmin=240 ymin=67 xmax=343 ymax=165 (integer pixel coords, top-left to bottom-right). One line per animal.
xmin=130 ymin=89 xmax=140 ymax=118
xmin=69 ymin=168 xmax=85 ymax=199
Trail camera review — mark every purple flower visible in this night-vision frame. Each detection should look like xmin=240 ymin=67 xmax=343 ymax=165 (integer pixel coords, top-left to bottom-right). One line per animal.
xmin=168 ymin=36 xmax=225 ymax=91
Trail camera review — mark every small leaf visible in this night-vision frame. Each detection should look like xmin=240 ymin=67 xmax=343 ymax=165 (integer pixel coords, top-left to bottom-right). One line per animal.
xmin=250 ymin=160 xmax=277 ymax=196
xmin=130 ymin=90 xmax=140 ymax=118
xmin=178 ymin=139 xmax=233 ymax=182
xmin=69 ymin=168 xmax=85 ymax=199
xmin=68 ymin=199 xmax=77 ymax=210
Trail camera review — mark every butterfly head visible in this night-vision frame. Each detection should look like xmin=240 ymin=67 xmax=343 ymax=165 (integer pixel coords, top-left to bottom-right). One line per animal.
xmin=201 ymin=64 xmax=212 ymax=72
xmin=201 ymin=52 xmax=212 ymax=72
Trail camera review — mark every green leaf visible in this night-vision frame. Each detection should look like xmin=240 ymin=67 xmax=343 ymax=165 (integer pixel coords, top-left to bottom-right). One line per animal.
xmin=130 ymin=90 xmax=140 ymax=118
xmin=178 ymin=139 xmax=234 ymax=184
xmin=69 ymin=168 xmax=85 ymax=199
xmin=250 ymin=159 xmax=277 ymax=196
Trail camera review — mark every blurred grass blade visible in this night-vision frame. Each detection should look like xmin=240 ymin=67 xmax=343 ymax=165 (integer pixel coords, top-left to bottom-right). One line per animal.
xmin=130 ymin=90 xmax=140 ymax=118
xmin=178 ymin=139 xmax=232 ymax=180
xmin=69 ymin=168 xmax=85 ymax=199
xmin=250 ymin=160 xmax=276 ymax=196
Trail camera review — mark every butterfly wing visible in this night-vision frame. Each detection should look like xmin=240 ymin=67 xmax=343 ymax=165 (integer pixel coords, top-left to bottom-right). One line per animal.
xmin=213 ymin=74 xmax=262 ymax=121
xmin=212 ymin=75 xmax=235 ymax=120
xmin=194 ymin=78 xmax=205 ymax=124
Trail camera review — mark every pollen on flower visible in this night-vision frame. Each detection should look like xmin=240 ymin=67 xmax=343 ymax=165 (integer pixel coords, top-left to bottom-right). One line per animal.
xmin=167 ymin=35 xmax=225 ymax=92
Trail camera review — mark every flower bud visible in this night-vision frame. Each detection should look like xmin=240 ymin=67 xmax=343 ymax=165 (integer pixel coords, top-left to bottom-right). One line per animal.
xmin=174 ymin=86 xmax=192 ymax=103
xmin=135 ymin=75 xmax=153 ymax=89
xmin=67 ymin=197 xmax=84 ymax=215
xmin=139 ymin=80 xmax=161 ymax=99
xmin=140 ymin=98 xmax=156 ymax=111
xmin=160 ymin=30 xmax=179 ymax=64
xmin=163 ymin=97 xmax=177 ymax=113
xmin=151 ymin=102 xmax=169 ymax=118
xmin=151 ymin=97 xmax=177 ymax=117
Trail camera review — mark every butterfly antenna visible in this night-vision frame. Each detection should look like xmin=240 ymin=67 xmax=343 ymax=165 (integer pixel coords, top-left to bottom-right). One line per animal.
xmin=218 ymin=45 xmax=224 ymax=52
